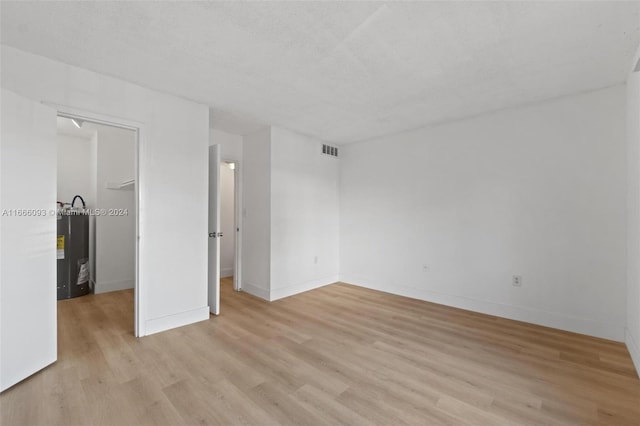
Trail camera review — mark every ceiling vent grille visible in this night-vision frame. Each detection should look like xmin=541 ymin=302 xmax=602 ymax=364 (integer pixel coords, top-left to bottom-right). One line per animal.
xmin=322 ymin=144 xmax=339 ymax=158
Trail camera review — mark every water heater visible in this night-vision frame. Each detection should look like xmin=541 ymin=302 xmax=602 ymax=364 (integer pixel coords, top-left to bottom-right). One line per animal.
xmin=57 ymin=211 xmax=91 ymax=300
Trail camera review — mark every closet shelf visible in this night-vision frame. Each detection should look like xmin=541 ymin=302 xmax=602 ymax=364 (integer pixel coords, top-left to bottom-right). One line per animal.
xmin=106 ymin=179 xmax=135 ymax=190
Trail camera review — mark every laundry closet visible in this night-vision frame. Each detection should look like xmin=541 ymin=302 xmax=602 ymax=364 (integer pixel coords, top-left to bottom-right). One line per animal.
xmin=56 ymin=116 xmax=136 ymax=298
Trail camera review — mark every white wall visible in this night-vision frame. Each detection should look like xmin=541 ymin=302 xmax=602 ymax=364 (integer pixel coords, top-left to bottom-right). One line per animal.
xmin=56 ymin=133 xmax=95 ymax=208
xmin=220 ymin=163 xmax=235 ymax=278
xmin=627 ymin=50 xmax=640 ymax=372
xmin=94 ymin=124 xmax=136 ymax=294
xmin=211 ymin=128 xmax=242 ymax=162
xmin=241 ymin=127 xmax=271 ymax=299
xmin=240 ymin=126 xmax=340 ymax=301
xmin=270 ymin=127 xmax=340 ymax=300
xmin=1 ymin=46 xmax=210 ymax=336
xmin=340 ymin=85 xmax=627 ymax=341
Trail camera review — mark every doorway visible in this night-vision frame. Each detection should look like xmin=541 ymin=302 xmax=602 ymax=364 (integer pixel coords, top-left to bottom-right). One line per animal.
xmin=220 ymin=160 xmax=241 ymax=292
xmin=208 ymin=146 xmax=242 ymax=316
xmin=56 ymin=112 xmax=140 ymax=336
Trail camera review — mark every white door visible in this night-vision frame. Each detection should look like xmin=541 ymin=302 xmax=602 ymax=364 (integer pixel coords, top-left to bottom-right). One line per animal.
xmin=208 ymin=145 xmax=221 ymax=315
xmin=1 ymin=89 xmax=57 ymax=391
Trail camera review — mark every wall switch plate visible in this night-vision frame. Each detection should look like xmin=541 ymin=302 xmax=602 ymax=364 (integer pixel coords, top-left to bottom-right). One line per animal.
xmin=512 ymin=275 xmax=522 ymax=287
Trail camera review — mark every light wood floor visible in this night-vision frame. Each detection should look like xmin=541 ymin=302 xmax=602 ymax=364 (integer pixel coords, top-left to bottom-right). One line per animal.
xmin=1 ymin=278 xmax=639 ymax=425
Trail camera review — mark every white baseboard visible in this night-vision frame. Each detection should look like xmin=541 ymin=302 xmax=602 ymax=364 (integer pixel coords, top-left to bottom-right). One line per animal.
xmin=339 ymin=275 xmax=625 ymax=342
xmin=220 ymin=267 xmax=234 ymax=278
xmin=144 ymin=306 xmax=210 ymax=336
xmin=626 ymin=328 xmax=640 ymax=378
xmin=94 ymin=279 xmax=134 ymax=294
xmin=241 ymin=282 xmax=270 ymax=301
xmin=270 ymin=275 xmax=339 ymax=301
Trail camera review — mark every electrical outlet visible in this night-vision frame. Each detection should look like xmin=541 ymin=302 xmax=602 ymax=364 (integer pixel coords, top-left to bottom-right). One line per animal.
xmin=512 ymin=275 xmax=522 ymax=287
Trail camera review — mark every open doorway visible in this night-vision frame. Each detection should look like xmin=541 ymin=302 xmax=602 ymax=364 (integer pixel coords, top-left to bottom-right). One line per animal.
xmin=209 ymin=148 xmax=242 ymax=316
xmin=220 ymin=160 xmax=241 ymax=297
xmin=55 ymin=115 xmax=138 ymax=335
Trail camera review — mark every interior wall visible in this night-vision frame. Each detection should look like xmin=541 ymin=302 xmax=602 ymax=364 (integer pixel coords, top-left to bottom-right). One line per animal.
xmin=340 ymin=85 xmax=627 ymax=341
xmin=56 ymin=133 xmax=95 ymax=208
xmin=220 ymin=163 xmax=235 ymax=278
xmin=94 ymin=124 xmax=136 ymax=294
xmin=241 ymin=127 xmax=271 ymax=299
xmin=627 ymin=55 xmax=640 ymax=371
xmin=211 ymin=128 xmax=242 ymax=162
xmin=1 ymin=46 xmax=210 ymax=336
xmin=270 ymin=126 xmax=340 ymax=300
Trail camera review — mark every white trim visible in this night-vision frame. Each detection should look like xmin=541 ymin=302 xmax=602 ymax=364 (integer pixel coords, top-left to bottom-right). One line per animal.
xmin=340 ymin=275 xmax=625 ymax=342
xmin=94 ymin=279 xmax=135 ymax=294
xmin=630 ymin=39 xmax=640 ymax=75
xmin=46 ymin=102 xmax=144 ymax=130
xmin=50 ymin=103 xmax=144 ymax=337
xmin=241 ymin=282 xmax=270 ymax=301
xmin=144 ymin=306 xmax=210 ymax=336
xmin=220 ymin=267 xmax=234 ymax=278
xmin=626 ymin=328 xmax=640 ymax=378
xmin=270 ymin=275 xmax=339 ymax=301
xmin=234 ymin=160 xmax=242 ymax=291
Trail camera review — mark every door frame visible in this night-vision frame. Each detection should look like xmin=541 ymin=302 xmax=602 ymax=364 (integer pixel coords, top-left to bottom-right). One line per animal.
xmin=209 ymin=145 xmax=221 ymax=315
xmin=221 ymin=159 xmax=242 ymax=291
xmin=50 ymin=103 xmax=144 ymax=337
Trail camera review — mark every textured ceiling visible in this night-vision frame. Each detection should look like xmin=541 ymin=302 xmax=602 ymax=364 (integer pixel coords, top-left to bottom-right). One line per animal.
xmin=2 ymin=1 xmax=639 ymax=143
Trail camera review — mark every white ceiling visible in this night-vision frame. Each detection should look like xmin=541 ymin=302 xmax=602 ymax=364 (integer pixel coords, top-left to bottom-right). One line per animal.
xmin=3 ymin=2 xmax=639 ymax=144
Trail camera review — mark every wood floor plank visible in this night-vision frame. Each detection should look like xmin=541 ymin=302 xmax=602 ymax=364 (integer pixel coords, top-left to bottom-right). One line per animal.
xmin=1 ymin=278 xmax=639 ymax=425
xmin=289 ymin=384 xmax=370 ymax=426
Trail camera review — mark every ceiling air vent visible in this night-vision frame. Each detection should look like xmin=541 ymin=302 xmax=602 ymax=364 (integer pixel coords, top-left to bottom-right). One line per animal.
xmin=322 ymin=144 xmax=339 ymax=158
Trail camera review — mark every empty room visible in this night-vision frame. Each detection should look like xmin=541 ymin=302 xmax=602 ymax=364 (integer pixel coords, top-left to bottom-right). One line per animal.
xmin=1 ymin=1 xmax=640 ymax=425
